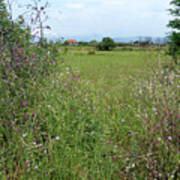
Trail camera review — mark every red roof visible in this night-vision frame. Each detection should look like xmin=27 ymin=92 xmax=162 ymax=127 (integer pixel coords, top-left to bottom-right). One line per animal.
xmin=67 ymin=39 xmax=76 ymax=43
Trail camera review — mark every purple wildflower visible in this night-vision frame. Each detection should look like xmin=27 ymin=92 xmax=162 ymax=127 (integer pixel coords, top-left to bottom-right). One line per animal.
xmin=17 ymin=62 xmax=23 ymax=67
xmin=32 ymin=111 xmax=35 ymax=117
xmin=121 ymin=118 xmax=126 ymax=123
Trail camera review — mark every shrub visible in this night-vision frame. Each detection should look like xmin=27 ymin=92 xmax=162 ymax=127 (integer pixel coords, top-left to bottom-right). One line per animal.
xmin=96 ymin=37 xmax=116 ymax=51
xmin=168 ymin=0 xmax=180 ymax=64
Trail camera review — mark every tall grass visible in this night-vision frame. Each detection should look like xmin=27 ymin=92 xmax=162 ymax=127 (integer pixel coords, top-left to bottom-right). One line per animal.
xmin=1 ymin=41 xmax=179 ymax=179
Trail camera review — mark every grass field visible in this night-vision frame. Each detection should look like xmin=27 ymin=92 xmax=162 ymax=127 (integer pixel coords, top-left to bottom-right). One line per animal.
xmin=1 ymin=46 xmax=179 ymax=179
xmin=64 ymin=48 xmax=165 ymax=98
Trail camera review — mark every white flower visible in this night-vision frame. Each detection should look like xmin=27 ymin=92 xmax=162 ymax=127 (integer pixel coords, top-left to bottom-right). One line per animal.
xmin=34 ymin=165 xmax=38 ymax=169
xmin=33 ymin=142 xmax=37 ymax=145
xmin=168 ymin=136 xmax=172 ymax=141
xmin=56 ymin=136 xmax=60 ymax=141
xmin=22 ymin=133 xmax=27 ymax=137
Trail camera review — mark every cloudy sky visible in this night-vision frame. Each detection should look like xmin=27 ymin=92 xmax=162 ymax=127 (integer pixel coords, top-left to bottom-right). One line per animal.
xmin=11 ymin=0 xmax=171 ymax=38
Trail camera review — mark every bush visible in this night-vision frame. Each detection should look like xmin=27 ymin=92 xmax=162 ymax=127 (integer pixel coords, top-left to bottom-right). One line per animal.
xmin=96 ymin=37 xmax=116 ymax=51
xmin=168 ymin=0 xmax=180 ymax=64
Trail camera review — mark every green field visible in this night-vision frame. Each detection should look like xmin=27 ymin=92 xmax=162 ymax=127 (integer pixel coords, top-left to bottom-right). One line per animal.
xmin=64 ymin=48 xmax=164 ymax=99
xmin=1 ymin=47 xmax=179 ymax=179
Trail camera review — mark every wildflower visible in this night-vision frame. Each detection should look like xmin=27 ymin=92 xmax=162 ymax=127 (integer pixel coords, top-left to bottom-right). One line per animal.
xmin=19 ymin=48 xmax=23 ymax=53
xmin=8 ymin=62 xmax=11 ymax=68
xmin=22 ymin=100 xmax=28 ymax=107
xmin=166 ymin=136 xmax=172 ymax=141
xmin=139 ymin=90 xmax=142 ymax=94
xmin=22 ymin=133 xmax=27 ymax=137
xmin=153 ymin=108 xmax=157 ymax=112
xmin=56 ymin=136 xmax=60 ymax=141
xmin=32 ymin=111 xmax=35 ymax=117
xmin=121 ymin=118 xmax=126 ymax=122
xmin=3 ymin=122 xmax=7 ymax=127
xmin=17 ymin=128 xmax=21 ymax=132
xmin=39 ymin=143 xmax=43 ymax=147
xmin=33 ymin=142 xmax=37 ymax=145
xmin=17 ymin=62 xmax=23 ymax=67
xmin=25 ymin=161 xmax=29 ymax=167
xmin=34 ymin=165 xmax=38 ymax=169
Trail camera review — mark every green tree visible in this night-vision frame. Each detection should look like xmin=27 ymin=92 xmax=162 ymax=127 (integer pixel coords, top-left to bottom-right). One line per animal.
xmin=168 ymin=0 xmax=180 ymax=64
xmin=97 ymin=37 xmax=116 ymax=51
xmin=0 ymin=0 xmax=10 ymax=44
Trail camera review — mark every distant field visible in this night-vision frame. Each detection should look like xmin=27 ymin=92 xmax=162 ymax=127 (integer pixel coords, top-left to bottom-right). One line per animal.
xmin=63 ymin=47 xmax=166 ymax=100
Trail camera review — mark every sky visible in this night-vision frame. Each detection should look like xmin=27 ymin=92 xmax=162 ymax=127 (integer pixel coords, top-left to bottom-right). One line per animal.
xmin=11 ymin=0 xmax=171 ymax=39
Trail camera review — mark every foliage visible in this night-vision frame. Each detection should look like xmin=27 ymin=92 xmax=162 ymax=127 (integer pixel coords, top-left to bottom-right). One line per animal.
xmin=63 ymin=40 xmax=70 ymax=46
xmin=78 ymin=41 xmax=89 ymax=46
xmin=0 ymin=1 xmax=179 ymax=179
xmin=168 ymin=0 xmax=180 ymax=63
xmin=96 ymin=37 xmax=116 ymax=51
xmin=89 ymin=40 xmax=98 ymax=47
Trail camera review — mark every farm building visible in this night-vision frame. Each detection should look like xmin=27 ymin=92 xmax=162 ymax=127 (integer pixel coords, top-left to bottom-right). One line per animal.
xmin=66 ymin=39 xmax=77 ymax=45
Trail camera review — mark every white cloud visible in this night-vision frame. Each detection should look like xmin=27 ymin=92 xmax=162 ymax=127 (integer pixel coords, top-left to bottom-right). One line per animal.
xmin=11 ymin=0 xmax=172 ymax=37
xmin=65 ymin=3 xmax=85 ymax=9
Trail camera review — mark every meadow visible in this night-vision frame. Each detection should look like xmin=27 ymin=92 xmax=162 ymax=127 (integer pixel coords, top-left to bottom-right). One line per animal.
xmin=0 ymin=45 xmax=179 ymax=179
